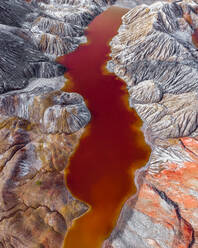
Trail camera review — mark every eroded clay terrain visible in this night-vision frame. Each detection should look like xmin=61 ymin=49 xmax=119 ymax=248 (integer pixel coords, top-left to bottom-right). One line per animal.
xmin=2 ymin=0 xmax=198 ymax=247
xmin=104 ymin=1 xmax=198 ymax=247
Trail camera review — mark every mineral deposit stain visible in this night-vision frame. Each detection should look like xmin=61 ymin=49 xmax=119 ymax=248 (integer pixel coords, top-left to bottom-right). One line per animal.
xmin=59 ymin=6 xmax=151 ymax=248
xmin=183 ymin=12 xmax=198 ymax=48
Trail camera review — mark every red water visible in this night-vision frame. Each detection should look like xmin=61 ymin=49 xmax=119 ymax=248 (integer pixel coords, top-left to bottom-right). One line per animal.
xmin=58 ymin=6 xmax=151 ymax=248
xmin=192 ymin=29 xmax=198 ymax=47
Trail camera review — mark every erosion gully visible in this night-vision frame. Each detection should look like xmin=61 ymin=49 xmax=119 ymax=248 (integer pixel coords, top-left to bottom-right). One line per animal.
xmin=58 ymin=6 xmax=151 ymax=248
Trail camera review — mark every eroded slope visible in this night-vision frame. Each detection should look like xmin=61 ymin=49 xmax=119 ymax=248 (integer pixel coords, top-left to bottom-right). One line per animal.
xmin=104 ymin=1 xmax=198 ymax=247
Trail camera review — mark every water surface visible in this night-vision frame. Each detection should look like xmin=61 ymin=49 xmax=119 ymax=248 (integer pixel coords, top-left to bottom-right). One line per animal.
xmin=59 ymin=6 xmax=151 ymax=248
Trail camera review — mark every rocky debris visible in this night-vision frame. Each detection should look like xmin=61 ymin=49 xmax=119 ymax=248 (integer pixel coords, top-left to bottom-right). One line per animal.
xmin=0 ymin=0 xmax=112 ymax=94
xmin=114 ymin=0 xmax=160 ymax=8
xmin=104 ymin=0 xmax=198 ymax=247
xmin=0 ymin=15 xmax=91 ymax=244
xmin=0 ymin=78 xmax=91 ymax=248
xmin=0 ymin=0 xmax=34 ymax=28
xmin=0 ymin=69 xmax=91 ymax=247
xmin=108 ymin=0 xmax=198 ymax=141
xmin=0 ymin=115 xmax=88 ymax=248
xmin=0 ymin=87 xmax=91 ymax=134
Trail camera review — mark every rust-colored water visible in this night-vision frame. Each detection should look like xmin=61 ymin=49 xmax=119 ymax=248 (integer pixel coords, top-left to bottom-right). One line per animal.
xmin=192 ymin=29 xmax=198 ymax=48
xmin=58 ymin=6 xmax=151 ymax=248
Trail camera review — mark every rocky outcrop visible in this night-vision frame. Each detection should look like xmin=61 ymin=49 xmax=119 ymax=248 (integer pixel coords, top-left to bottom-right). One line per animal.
xmin=0 ymin=0 xmax=113 ymax=94
xmin=0 ymin=78 xmax=91 ymax=247
xmin=0 ymin=87 xmax=90 ymax=134
xmin=115 ymin=0 xmax=160 ymax=8
xmin=105 ymin=0 xmax=198 ymax=247
xmin=0 ymin=114 xmax=88 ymax=248
xmin=108 ymin=0 xmax=198 ymax=141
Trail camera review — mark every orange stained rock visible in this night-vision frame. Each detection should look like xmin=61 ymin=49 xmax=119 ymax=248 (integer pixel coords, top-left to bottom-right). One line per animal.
xmin=183 ymin=13 xmax=198 ymax=47
xmin=58 ymin=6 xmax=151 ymax=248
xmin=180 ymin=137 xmax=198 ymax=158
xmin=183 ymin=12 xmax=193 ymax=25
xmin=146 ymin=239 xmax=161 ymax=248
xmin=146 ymin=159 xmax=198 ymax=224
xmin=132 ymin=135 xmax=198 ymax=244
xmin=132 ymin=158 xmax=195 ymax=247
xmin=183 ymin=12 xmax=198 ymax=48
xmin=136 ymin=184 xmax=177 ymax=225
